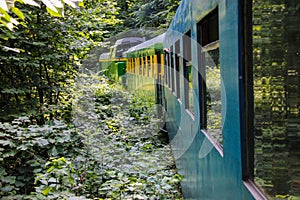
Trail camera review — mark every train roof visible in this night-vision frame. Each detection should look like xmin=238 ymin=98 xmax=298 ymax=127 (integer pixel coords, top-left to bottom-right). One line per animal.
xmin=164 ymin=0 xmax=219 ymax=47
xmin=112 ymin=37 xmax=146 ymax=47
xmin=124 ymin=33 xmax=165 ymax=58
xmin=99 ymin=52 xmax=110 ymax=60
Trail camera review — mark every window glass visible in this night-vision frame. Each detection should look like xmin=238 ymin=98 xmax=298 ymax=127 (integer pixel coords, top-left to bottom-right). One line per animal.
xmin=147 ymin=56 xmax=151 ymax=77
xmin=253 ymin=1 xmax=300 ymax=198
xmin=183 ymin=31 xmax=193 ymax=113
xmin=133 ymin=59 xmax=135 ymax=74
xmin=132 ymin=58 xmax=134 ymax=73
xmin=165 ymin=53 xmax=170 ymax=85
xmin=143 ymin=57 xmax=147 ymax=76
xmin=188 ymin=65 xmax=194 ymax=112
xmin=198 ymin=8 xmax=222 ymax=144
xmin=139 ymin=58 xmax=142 ymax=75
xmin=203 ymin=46 xmax=221 ymax=143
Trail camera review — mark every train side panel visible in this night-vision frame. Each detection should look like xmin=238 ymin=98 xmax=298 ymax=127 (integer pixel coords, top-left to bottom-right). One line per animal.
xmin=164 ymin=0 xmax=257 ymax=199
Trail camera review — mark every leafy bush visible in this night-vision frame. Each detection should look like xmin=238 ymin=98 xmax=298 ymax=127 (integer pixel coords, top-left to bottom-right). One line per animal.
xmin=1 ymin=75 xmax=183 ymax=199
xmin=0 ymin=117 xmax=101 ymax=199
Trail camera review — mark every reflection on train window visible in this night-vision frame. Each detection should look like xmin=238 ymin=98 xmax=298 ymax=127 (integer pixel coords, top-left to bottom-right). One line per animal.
xmin=183 ymin=30 xmax=193 ymax=113
xmin=198 ymin=7 xmax=222 ymax=144
xmin=188 ymin=65 xmax=193 ymax=112
xmin=253 ymin=1 xmax=300 ymax=198
xmin=175 ymin=40 xmax=181 ymax=99
xmin=204 ymin=46 xmax=221 ymax=143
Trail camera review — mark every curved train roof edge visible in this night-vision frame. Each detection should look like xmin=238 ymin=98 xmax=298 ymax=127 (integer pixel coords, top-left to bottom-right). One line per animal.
xmin=115 ymin=37 xmax=146 ymax=45
xmin=164 ymin=0 xmax=219 ymax=47
xmin=124 ymin=33 xmax=166 ymax=58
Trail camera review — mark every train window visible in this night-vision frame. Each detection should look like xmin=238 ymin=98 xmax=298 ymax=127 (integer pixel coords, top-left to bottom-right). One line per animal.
xmin=132 ymin=58 xmax=135 ymax=73
xmin=139 ymin=58 xmax=143 ymax=75
xmin=165 ymin=51 xmax=170 ymax=86
xmin=147 ymin=56 xmax=151 ymax=77
xmin=157 ymin=52 xmax=162 ymax=78
xmin=183 ymin=30 xmax=193 ymax=113
xmin=175 ymin=40 xmax=181 ymax=99
xmin=156 ymin=55 xmax=159 ymax=78
xmin=170 ymin=46 xmax=175 ymax=90
xmin=168 ymin=50 xmax=171 ymax=88
xmin=197 ymin=7 xmax=222 ymax=144
xmin=143 ymin=57 xmax=147 ymax=76
xmin=144 ymin=57 xmax=147 ymax=76
xmin=253 ymin=1 xmax=300 ymax=198
xmin=134 ymin=58 xmax=138 ymax=74
xmin=150 ymin=57 xmax=152 ymax=77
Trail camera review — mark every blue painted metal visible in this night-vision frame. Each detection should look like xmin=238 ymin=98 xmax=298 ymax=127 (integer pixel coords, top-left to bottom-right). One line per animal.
xmin=163 ymin=0 xmax=256 ymax=199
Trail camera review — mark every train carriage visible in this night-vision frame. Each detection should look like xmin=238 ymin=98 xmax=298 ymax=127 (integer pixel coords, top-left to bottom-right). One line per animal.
xmin=162 ymin=0 xmax=300 ymax=199
xmin=103 ymin=0 xmax=300 ymax=199
xmin=163 ymin=0 xmax=256 ymax=199
xmin=99 ymin=37 xmax=146 ymax=82
xmin=124 ymin=33 xmax=166 ymax=116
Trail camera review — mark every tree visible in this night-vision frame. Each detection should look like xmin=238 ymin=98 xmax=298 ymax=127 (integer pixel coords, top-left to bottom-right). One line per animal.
xmin=0 ymin=0 xmax=120 ymax=123
xmin=113 ymin=0 xmax=180 ymax=33
xmin=0 ymin=0 xmax=83 ymax=30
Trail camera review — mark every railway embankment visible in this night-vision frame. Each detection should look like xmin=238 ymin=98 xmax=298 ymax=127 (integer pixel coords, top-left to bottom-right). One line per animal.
xmin=74 ymin=73 xmax=184 ymax=199
xmin=0 ymin=72 xmax=183 ymax=199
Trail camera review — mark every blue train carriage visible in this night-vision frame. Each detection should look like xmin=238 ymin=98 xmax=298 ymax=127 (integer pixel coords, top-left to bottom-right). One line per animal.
xmin=124 ymin=33 xmax=166 ymax=116
xmin=99 ymin=37 xmax=146 ymax=82
xmin=163 ymin=0 xmax=264 ymax=199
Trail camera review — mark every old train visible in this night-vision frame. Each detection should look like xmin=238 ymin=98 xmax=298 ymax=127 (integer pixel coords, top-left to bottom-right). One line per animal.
xmin=100 ymin=0 xmax=300 ymax=199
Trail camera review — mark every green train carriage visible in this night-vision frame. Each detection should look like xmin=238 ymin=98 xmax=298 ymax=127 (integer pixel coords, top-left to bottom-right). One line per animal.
xmin=124 ymin=33 xmax=166 ymax=116
xmin=99 ymin=37 xmax=146 ymax=82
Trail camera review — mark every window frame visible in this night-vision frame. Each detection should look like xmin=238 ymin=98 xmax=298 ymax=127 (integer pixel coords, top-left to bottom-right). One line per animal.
xmin=183 ymin=30 xmax=193 ymax=112
xmin=175 ymin=40 xmax=181 ymax=99
xmin=197 ymin=7 xmax=222 ymax=137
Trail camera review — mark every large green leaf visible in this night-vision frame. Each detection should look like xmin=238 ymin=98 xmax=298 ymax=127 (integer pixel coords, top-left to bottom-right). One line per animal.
xmin=2 ymin=149 xmax=18 ymax=157
xmin=1 ymin=175 xmax=16 ymax=184
xmin=0 ymin=139 xmax=15 ymax=147
xmin=41 ymin=186 xmax=51 ymax=195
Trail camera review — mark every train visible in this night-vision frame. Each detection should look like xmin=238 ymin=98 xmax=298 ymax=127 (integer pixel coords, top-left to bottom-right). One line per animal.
xmin=99 ymin=37 xmax=146 ymax=81
xmin=100 ymin=0 xmax=300 ymax=199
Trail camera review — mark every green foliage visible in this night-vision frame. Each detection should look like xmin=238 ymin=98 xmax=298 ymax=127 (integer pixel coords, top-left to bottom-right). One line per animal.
xmin=0 ymin=117 xmax=83 ymax=198
xmin=0 ymin=0 xmax=184 ymax=197
xmin=0 ymin=0 xmax=120 ymax=123
xmin=128 ymin=93 xmax=153 ymax=123
xmin=90 ymin=77 xmax=183 ymax=199
xmin=0 ymin=0 xmax=83 ymax=31
xmin=112 ymin=0 xmax=181 ymax=34
xmin=0 ymin=74 xmax=183 ymax=199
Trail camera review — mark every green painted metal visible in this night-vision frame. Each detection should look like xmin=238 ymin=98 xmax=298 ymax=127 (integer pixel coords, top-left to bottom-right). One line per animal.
xmin=125 ymin=33 xmax=165 ymax=58
xmin=117 ymin=62 xmax=126 ymax=76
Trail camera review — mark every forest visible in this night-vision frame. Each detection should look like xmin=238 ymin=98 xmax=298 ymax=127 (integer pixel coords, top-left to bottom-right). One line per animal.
xmin=0 ymin=0 xmax=182 ymax=199
xmin=0 ymin=0 xmax=180 ymax=123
